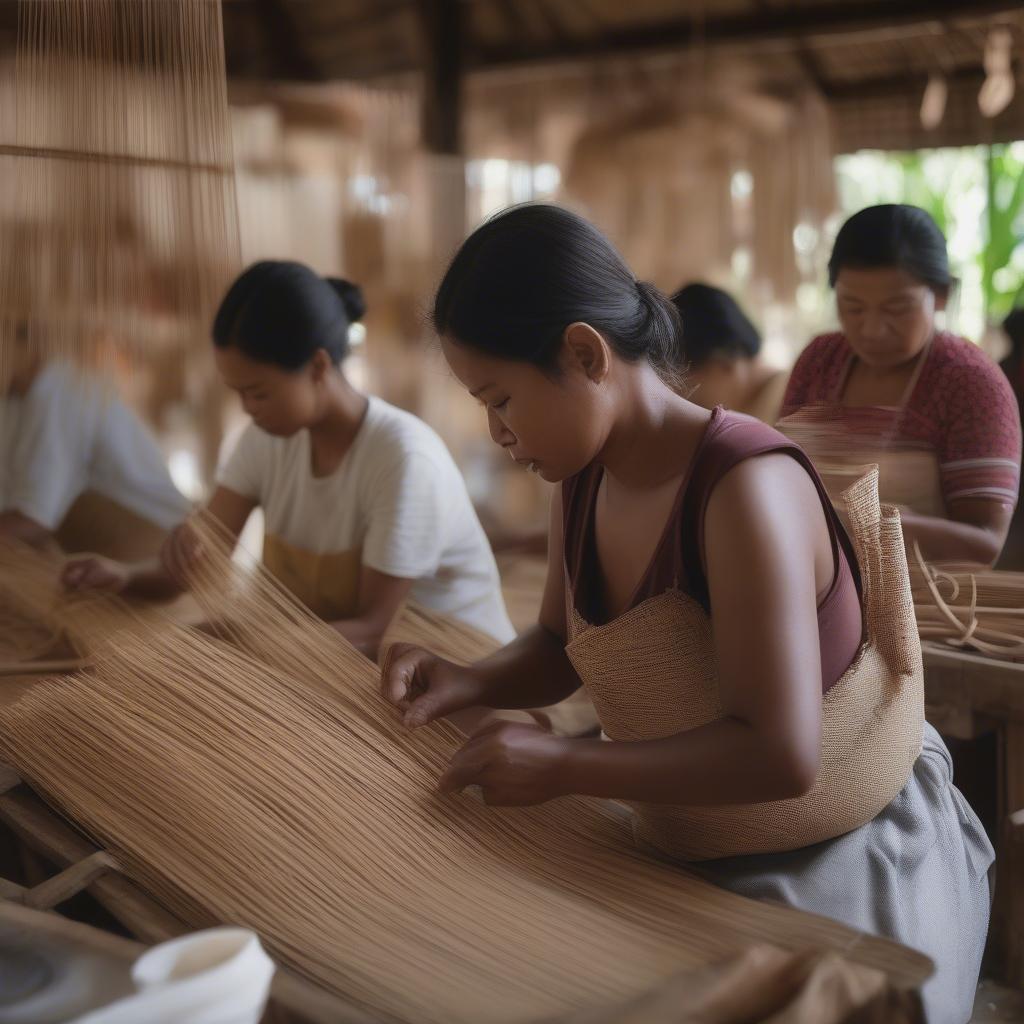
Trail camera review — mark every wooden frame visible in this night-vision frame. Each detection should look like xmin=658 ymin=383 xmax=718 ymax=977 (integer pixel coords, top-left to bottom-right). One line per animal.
xmin=923 ymin=643 xmax=1024 ymax=987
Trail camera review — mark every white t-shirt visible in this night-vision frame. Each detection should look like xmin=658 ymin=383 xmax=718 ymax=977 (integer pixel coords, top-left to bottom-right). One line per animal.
xmin=0 ymin=363 xmax=189 ymax=531
xmin=217 ymin=396 xmax=515 ymax=643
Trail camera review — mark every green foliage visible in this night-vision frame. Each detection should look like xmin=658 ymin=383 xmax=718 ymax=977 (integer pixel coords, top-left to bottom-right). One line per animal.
xmin=983 ymin=144 xmax=1024 ymax=321
xmin=891 ymin=152 xmax=950 ymax=236
xmin=836 ymin=144 xmax=1024 ymax=329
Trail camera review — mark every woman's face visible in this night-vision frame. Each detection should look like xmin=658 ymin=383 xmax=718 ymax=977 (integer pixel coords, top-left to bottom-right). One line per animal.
xmin=835 ymin=267 xmax=945 ymax=369
xmin=441 ymin=329 xmax=611 ymax=483
xmin=215 ymin=346 xmax=326 ymax=437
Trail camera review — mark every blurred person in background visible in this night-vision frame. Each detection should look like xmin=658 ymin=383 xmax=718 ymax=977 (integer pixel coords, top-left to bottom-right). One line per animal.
xmin=670 ymin=283 xmax=788 ymax=424
xmin=778 ymin=204 xmax=1021 ymax=566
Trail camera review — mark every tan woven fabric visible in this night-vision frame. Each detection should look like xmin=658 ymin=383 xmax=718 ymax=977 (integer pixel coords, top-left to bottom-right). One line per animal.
xmin=565 ymin=466 xmax=925 ymax=861
xmin=911 ymin=551 xmax=1024 ymax=659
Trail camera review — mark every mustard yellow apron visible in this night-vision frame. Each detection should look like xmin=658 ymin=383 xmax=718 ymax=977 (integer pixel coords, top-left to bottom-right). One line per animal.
xmin=564 ymin=467 xmax=924 ymax=861
xmin=262 ymin=534 xmax=362 ymax=621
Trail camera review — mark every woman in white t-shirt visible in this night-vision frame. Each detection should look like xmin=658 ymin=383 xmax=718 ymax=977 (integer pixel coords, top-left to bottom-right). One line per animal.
xmin=64 ymin=261 xmax=515 ymax=654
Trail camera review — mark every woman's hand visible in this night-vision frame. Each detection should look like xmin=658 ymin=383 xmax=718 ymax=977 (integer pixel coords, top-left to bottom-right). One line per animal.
xmin=382 ymin=644 xmax=490 ymax=728
xmin=439 ymin=720 xmax=572 ymax=806
xmin=159 ymin=521 xmax=205 ymax=586
xmin=61 ymin=555 xmax=131 ymax=594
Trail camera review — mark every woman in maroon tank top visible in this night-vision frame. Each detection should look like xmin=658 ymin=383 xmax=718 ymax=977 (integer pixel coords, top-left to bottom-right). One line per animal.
xmin=382 ymin=205 xmax=991 ymax=1024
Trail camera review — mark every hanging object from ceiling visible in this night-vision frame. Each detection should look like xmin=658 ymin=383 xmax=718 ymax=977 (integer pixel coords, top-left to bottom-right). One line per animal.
xmin=920 ymin=74 xmax=948 ymax=130
xmin=978 ymin=27 xmax=1015 ymax=119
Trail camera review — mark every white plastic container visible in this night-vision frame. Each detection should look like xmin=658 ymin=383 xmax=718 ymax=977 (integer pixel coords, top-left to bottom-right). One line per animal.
xmin=72 ymin=928 xmax=274 ymax=1024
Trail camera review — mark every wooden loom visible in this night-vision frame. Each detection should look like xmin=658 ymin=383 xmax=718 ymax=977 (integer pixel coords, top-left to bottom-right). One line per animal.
xmin=0 ymin=529 xmax=932 ymax=1024
xmin=0 ymin=0 xmax=240 ymax=382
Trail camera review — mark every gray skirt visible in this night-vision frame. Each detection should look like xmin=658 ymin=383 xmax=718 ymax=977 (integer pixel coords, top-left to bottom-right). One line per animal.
xmin=685 ymin=724 xmax=994 ymax=1024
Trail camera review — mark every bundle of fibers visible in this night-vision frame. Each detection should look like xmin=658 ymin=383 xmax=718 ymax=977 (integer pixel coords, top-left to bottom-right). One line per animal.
xmin=0 ymin=520 xmax=930 ymax=1022
xmin=383 ymin=599 xmax=502 ymax=666
xmin=911 ymin=545 xmax=1024 ymax=660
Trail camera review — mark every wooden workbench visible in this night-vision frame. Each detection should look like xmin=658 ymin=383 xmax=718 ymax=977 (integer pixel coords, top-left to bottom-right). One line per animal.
xmin=923 ymin=642 xmax=1024 ymax=988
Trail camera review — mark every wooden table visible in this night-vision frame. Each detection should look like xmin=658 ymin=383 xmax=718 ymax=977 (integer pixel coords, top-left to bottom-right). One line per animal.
xmin=923 ymin=642 xmax=1024 ymax=988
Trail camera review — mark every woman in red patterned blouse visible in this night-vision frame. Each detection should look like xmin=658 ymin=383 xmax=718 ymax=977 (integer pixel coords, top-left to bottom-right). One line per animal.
xmin=778 ymin=204 xmax=1021 ymax=565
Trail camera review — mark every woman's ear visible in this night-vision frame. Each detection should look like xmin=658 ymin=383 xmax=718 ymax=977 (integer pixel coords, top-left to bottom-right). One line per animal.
xmin=933 ymin=286 xmax=950 ymax=314
xmin=563 ymin=322 xmax=611 ymax=384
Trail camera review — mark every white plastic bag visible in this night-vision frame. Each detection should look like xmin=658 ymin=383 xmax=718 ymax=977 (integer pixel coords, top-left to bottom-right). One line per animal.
xmin=72 ymin=928 xmax=274 ymax=1024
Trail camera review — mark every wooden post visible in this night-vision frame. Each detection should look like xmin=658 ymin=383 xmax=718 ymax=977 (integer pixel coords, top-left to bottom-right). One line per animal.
xmin=993 ymin=721 xmax=1024 ymax=984
xmin=418 ymin=0 xmax=463 ymax=160
xmin=414 ymin=0 xmax=467 ymax=438
xmin=416 ymin=0 xmax=466 ymax=271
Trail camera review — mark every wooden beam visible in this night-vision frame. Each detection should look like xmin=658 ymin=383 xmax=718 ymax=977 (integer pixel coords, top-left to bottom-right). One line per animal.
xmin=23 ymin=850 xmax=120 ymax=911
xmin=528 ymin=0 xmax=574 ymax=48
xmin=497 ymin=0 xmax=540 ymax=44
xmin=749 ymin=0 xmax=833 ymax=96
xmin=254 ymin=0 xmax=324 ymax=82
xmin=417 ymin=0 xmax=464 ymax=156
xmin=470 ymin=1 xmax=1024 ymax=72
xmin=827 ymin=59 xmax=1020 ymax=101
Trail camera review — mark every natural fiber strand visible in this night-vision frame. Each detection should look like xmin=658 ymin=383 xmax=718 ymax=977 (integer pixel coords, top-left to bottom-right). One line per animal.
xmin=0 ymin=518 xmax=930 ymax=1022
xmin=911 ymin=543 xmax=1024 ymax=659
xmin=0 ymin=604 xmax=59 ymax=663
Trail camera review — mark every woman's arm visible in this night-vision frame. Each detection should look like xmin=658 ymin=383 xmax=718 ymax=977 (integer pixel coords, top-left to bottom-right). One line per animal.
xmin=918 ymin=346 xmax=1022 ymax=566
xmin=62 ymin=486 xmax=255 ymax=599
xmin=900 ymin=498 xmax=1012 ymax=566
xmin=439 ymin=454 xmax=829 ymax=807
xmin=328 ymin=568 xmax=414 ymax=658
xmin=382 ymin=489 xmax=582 ymax=727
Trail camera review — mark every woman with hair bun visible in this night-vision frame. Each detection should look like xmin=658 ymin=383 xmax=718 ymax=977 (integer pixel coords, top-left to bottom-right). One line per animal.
xmin=63 ymin=261 xmax=514 ymax=656
xmin=383 ymin=204 xmax=991 ymax=1023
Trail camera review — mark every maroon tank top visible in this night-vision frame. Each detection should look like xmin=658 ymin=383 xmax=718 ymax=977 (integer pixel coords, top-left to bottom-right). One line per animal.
xmin=562 ymin=407 xmax=863 ymax=693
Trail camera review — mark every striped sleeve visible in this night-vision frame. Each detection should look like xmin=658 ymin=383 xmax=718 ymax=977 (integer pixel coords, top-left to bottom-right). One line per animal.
xmin=938 ymin=347 xmax=1021 ymax=507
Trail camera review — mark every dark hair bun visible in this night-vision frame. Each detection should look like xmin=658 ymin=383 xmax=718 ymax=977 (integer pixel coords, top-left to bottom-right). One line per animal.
xmin=328 ymin=277 xmax=366 ymax=324
xmin=433 ymin=203 xmax=684 ymax=385
xmin=670 ymin=282 xmax=761 ymax=367
xmin=212 ymin=260 xmax=366 ymax=369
